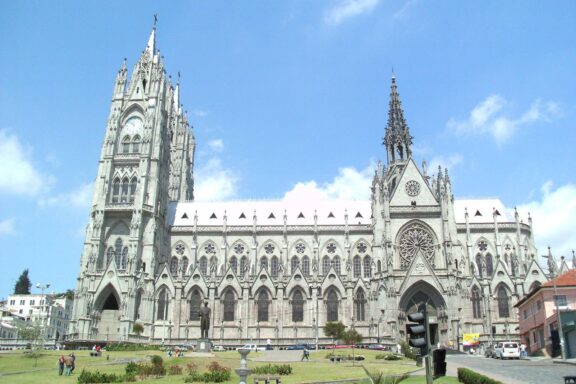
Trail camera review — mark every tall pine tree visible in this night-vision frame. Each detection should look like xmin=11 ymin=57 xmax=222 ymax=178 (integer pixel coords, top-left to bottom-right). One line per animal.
xmin=14 ymin=269 xmax=32 ymax=294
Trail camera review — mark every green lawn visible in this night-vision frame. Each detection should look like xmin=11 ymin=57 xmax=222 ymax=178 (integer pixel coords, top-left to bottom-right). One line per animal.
xmin=0 ymin=348 xmax=450 ymax=384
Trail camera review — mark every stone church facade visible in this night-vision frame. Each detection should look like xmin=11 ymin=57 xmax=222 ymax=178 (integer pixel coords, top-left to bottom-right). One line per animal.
xmin=69 ymin=27 xmax=572 ymax=347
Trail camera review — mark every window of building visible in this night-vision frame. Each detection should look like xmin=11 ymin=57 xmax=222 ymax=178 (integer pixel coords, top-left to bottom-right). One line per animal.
xmin=554 ymin=295 xmax=567 ymax=306
xmin=223 ymin=290 xmax=235 ymax=321
xmin=471 ymin=286 xmax=482 ymax=319
xmin=355 ymin=289 xmax=366 ymax=321
xmin=30 ymin=300 xmax=35 ymax=306
xmin=322 ymin=256 xmax=330 ymax=275
xmin=121 ymin=247 xmax=128 ymax=270
xmin=292 ymin=290 xmax=304 ymax=322
xmin=199 ymin=257 xmax=208 ymax=276
xmin=189 ymin=289 xmax=201 ymax=321
xmin=475 ymin=254 xmax=483 ymax=278
xmin=332 ymin=256 xmax=341 ymax=275
xmin=230 ymin=256 xmax=238 ymax=275
xmin=9 ymin=300 xmax=15 ymax=305
xmin=257 ymin=290 xmax=270 ymax=322
xmin=121 ymin=177 xmax=129 ymax=202
xmin=132 ymin=135 xmax=141 ymax=153
xmin=497 ymin=286 xmax=510 ymax=318
xmin=106 ymin=247 xmax=114 ymax=267
xmin=130 ymin=177 xmax=137 ymax=203
xmin=327 ymin=289 xmax=339 ymax=322
xmin=20 ymin=299 xmax=25 ymax=305
xmin=302 ymin=256 xmax=310 ymax=276
xmin=260 ymin=256 xmax=268 ymax=271
xmin=240 ymin=256 xmax=248 ymax=277
xmin=353 ymin=256 xmax=361 ymax=278
xmin=182 ymin=257 xmax=189 ymax=275
xmin=112 ymin=178 xmax=120 ymax=203
xmin=536 ymin=300 xmax=542 ymax=311
xmin=291 ymin=256 xmax=299 ymax=274
xmin=170 ymin=257 xmax=178 ymax=276
xmin=485 ymin=254 xmax=494 ymax=277
xmin=114 ymin=238 xmax=123 ymax=267
xmin=156 ymin=287 xmax=169 ymax=320
xmin=122 ymin=135 xmax=131 ymax=154
xmin=363 ymin=256 xmax=371 ymax=278
xmin=270 ymin=256 xmax=278 ymax=277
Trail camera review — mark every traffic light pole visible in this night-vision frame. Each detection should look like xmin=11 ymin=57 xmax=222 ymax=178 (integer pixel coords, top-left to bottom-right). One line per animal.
xmin=423 ymin=307 xmax=433 ymax=384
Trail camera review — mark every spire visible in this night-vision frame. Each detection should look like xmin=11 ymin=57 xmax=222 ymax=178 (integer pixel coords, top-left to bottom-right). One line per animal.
xmin=383 ymin=73 xmax=413 ymax=164
xmin=145 ymin=15 xmax=157 ymax=59
xmin=173 ymin=71 xmax=181 ymax=115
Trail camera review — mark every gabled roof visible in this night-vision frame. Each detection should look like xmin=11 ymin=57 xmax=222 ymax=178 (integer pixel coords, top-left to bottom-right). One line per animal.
xmin=543 ymin=269 xmax=576 ymax=288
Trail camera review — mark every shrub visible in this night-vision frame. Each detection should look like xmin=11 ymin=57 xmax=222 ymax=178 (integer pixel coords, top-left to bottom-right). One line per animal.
xmin=105 ymin=343 xmax=161 ymax=352
xmin=125 ymin=362 xmax=139 ymax=376
xmin=251 ymin=364 xmax=293 ymax=375
xmin=184 ymin=362 xmax=231 ymax=383
xmin=77 ymin=369 xmax=121 ymax=383
xmin=457 ymin=368 xmax=504 ymax=384
xmin=364 ymin=367 xmax=408 ymax=384
xmin=168 ymin=364 xmax=183 ymax=375
xmin=150 ymin=355 xmax=164 ymax=367
xmin=399 ymin=340 xmax=417 ymax=360
xmin=186 ymin=362 xmax=198 ymax=374
xmin=375 ymin=353 xmax=402 ymax=361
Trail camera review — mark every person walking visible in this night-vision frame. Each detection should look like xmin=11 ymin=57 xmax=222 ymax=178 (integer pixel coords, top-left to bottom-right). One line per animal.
xmin=58 ymin=355 xmax=65 ymax=375
xmin=301 ymin=348 xmax=310 ymax=361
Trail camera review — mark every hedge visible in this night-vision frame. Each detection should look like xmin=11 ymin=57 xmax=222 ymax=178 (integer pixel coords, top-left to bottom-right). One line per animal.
xmin=457 ymin=368 xmax=504 ymax=384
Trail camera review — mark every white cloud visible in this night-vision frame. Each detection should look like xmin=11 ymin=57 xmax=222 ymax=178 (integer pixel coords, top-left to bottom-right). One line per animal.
xmin=208 ymin=139 xmax=224 ymax=152
xmin=0 ymin=218 xmax=15 ymax=236
xmin=516 ymin=182 xmax=576 ymax=258
xmin=283 ymin=164 xmax=373 ymax=201
xmin=447 ymin=95 xmax=560 ymax=145
xmin=38 ymin=182 xmax=94 ymax=209
xmin=0 ymin=129 xmax=54 ymax=196
xmin=324 ymin=0 xmax=379 ymax=26
xmin=191 ymin=109 xmax=209 ymax=118
xmin=393 ymin=0 xmax=418 ymax=20
xmin=194 ymin=158 xmax=239 ymax=201
xmin=427 ymin=154 xmax=463 ymax=175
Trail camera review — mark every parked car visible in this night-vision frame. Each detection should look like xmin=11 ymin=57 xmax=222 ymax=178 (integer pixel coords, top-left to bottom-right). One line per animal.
xmin=236 ymin=344 xmax=266 ymax=352
xmin=367 ymin=344 xmax=389 ymax=351
xmin=494 ymin=342 xmax=520 ymax=359
xmin=286 ymin=343 xmax=316 ymax=350
xmin=484 ymin=344 xmax=496 ymax=358
xmin=212 ymin=345 xmax=225 ymax=352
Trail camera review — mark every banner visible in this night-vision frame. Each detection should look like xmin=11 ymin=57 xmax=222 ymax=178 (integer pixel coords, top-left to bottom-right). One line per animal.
xmin=462 ymin=333 xmax=480 ymax=346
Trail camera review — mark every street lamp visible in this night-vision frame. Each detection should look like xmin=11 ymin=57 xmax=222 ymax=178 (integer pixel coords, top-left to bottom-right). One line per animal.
xmin=457 ymin=308 xmax=462 ymax=352
xmin=36 ymin=283 xmax=51 ymax=346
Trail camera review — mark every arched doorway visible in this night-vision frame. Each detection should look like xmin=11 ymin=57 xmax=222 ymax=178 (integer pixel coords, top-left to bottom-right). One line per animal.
xmin=399 ymin=281 xmax=446 ymax=346
xmin=94 ymin=284 xmax=122 ymax=341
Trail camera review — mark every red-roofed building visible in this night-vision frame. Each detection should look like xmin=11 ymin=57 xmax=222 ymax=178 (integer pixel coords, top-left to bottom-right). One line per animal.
xmin=515 ymin=270 xmax=576 ymax=358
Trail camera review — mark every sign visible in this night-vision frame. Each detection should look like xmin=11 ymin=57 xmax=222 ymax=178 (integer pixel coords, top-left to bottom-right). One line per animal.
xmin=462 ymin=333 xmax=480 ymax=346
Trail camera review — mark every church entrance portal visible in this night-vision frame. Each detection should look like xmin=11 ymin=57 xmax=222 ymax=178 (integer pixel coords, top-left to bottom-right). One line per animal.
xmin=400 ymin=282 xmax=446 ymax=347
xmin=94 ymin=285 xmax=122 ymax=341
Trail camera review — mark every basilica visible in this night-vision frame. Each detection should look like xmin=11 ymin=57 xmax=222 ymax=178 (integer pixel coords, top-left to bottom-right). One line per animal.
xmin=68 ymin=26 xmax=571 ymax=348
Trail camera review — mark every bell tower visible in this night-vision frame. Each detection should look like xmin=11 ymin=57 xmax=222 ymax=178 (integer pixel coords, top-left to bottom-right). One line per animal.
xmin=69 ymin=23 xmax=195 ymax=340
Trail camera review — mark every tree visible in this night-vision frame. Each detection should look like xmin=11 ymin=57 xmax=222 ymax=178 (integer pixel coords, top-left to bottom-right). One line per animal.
xmin=14 ymin=269 xmax=32 ymax=294
xmin=341 ymin=329 xmax=363 ymax=345
xmin=17 ymin=321 xmax=43 ymax=366
xmin=133 ymin=323 xmax=144 ymax=336
xmin=323 ymin=321 xmax=345 ymax=343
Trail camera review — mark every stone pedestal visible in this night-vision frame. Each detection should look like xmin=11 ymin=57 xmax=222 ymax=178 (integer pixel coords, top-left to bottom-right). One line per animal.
xmin=235 ymin=348 xmax=252 ymax=384
xmin=196 ymin=338 xmax=211 ymax=353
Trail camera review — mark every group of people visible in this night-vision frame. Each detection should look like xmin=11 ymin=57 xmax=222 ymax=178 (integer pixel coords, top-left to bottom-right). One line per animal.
xmin=57 ymin=353 xmax=76 ymax=376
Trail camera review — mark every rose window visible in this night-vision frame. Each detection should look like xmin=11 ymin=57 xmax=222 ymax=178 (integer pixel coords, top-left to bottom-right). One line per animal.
xmin=398 ymin=223 xmax=435 ymax=269
xmin=204 ymin=243 xmax=216 ymax=254
xmin=478 ymin=241 xmax=487 ymax=252
xmin=175 ymin=243 xmax=185 ymax=255
xmin=233 ymin=243 xmax=245 ymax=254
xmin=264 ymin=243 xmax=275 ymax=254
xmin=326 ymin=242 xmax=336 ymax=254
xmin=357 ymin=242 xmax=367 ymax=253
xmin=405 ymin=180 xmax=421 ymax=197
xmin=295 ymin=242 xmax=305 ymax=254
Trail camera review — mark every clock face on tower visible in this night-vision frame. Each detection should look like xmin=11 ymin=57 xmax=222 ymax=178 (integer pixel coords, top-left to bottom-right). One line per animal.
xmin=405 ymin=180 xmax=421 ymax=196
xmin=122 ymin=116 xmax=143 ymax=135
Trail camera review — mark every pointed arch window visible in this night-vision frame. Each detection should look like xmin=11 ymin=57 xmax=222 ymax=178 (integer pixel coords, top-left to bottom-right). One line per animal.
xmin=122 ymin=135 xmax=131 ymax=154
xmin=302 ymin=256 xmax=310 ymax=276
xmin=291 ymin=256 xmax=299 ymax=274
xmin=485 ymin=253 xmax=494 ymax=277
xmin=327 ymin=289 xmax=339 ymax=322
xmin=132 ymin=135 xmax=141 ymax=153
xmin=355 ymin=289 xmax=366 ymax=321
xmin=134 ymin=289 xmax=142 ymax=319
xmin=121 ymin=177 xmax=130 ymax=203
xmin=156 ymin=287 xmax=169 ymax=320
xmin=105 ymin=247 xmax=114 ymax=268
xmin=257 ymin=290 xmax=270 ymax=322
xmin=178 ymin=256 xmax=187 ymax=275
xmin=322 ymin=256 xmax=330 ymax=275
xmin=112 ymin=178 xmax=121 ymax=203
xmin=240 ymin=256 xmax=248 ymax=277
xmin=223 ymin=290 xmax=235 ymax=321
xmin=189 ymin=289 xmax=202 ymax=321
xmin=497 ymin=286 xmax=510 ymax=318
xmin=292 ymin=290 xmax=304 ymax=322
xmin=353 ymin=256 xmax=361 ymax=278
xmin=260 ymin=256 xmax=268 ymax=271
xmin=363 ymin=256 xmax=371 ymax=278
xmin=199 ymin=257 xmax=208 ymax=276
xmin=475 ymin=254 xmax=483 ymax=278
xmin=170 ymin=257 xmax=178 ymax=276
xmin=271 ymin=256 xmax=279 ymax=277
xmin=129 ymin=177 xmax=137 ymax=203
xmin=471 ymin=286 xmax=482 ymax=319
xmin=210 ymin=256 xmax=218 ymax=274
xmin=332 ymin=256 xmax=342 ymax=275
xmin=230 ymin=256 xmax=238 ymax=275
xmin=120 ymin=247 xmax=128 ymax=270
xmin=114 ymin=238 xmax=123 ymax=268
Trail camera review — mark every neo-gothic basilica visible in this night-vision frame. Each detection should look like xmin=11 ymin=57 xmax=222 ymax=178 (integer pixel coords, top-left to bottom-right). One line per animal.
xmin=69 ymin=27 xmax=572 ymax=347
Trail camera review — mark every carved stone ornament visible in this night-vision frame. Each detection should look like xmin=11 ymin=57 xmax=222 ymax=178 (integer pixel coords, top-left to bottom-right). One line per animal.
xmin=399 ymin=223 xmax=435 ymax=269
xmin=405 ymin=180 xmax=421 ymax=197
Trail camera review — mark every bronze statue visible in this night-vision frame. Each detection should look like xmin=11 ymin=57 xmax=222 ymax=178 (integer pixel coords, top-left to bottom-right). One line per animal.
xmin=199 ymin=301 xmax=211 ymax=339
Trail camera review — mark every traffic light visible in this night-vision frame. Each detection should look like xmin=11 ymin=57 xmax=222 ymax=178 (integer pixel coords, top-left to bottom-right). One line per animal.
xmin=407 ymin=309 xmax=429 ymax=356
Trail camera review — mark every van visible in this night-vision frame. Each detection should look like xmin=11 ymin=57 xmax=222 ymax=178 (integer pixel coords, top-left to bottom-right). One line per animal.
xmin=494 ymin=342 xmax=520 ymax=359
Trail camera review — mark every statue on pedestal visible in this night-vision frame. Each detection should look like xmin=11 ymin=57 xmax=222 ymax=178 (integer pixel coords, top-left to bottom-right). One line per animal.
xmin=199 ymin=301 xmax=211 ymax=339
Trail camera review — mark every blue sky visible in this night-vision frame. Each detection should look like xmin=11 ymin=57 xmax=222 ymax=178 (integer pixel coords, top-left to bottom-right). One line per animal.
xmin=1 ymin=1 xmax=575 ymax=297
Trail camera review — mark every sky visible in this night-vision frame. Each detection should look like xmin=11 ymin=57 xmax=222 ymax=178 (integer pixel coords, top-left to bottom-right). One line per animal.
xmin=1 ymin=0 xmax=575 ymax=298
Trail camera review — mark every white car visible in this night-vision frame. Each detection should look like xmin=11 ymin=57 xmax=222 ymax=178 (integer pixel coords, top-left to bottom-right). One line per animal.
xmin=236 ymin=344 xmax=266 ymax=352
xmin=494 ymin=342 xmax=520 ymax=359
xmin=212 ymin=345 xmax=225 ymax=352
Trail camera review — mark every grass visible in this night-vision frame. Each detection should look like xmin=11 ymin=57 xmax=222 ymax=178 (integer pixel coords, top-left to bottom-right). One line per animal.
xmin=0 ymin=348 xmax=428 ymax=384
